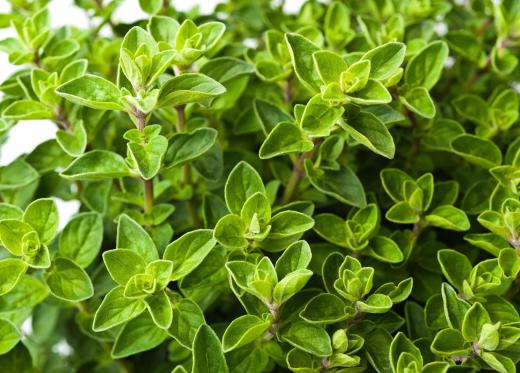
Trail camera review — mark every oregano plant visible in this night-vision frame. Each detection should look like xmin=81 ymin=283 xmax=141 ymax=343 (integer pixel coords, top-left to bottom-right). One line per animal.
xmin=0 ymin=0 xmax=519 ymax=372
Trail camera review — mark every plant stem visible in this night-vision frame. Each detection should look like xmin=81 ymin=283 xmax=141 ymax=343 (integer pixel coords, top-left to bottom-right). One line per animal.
xmin=283 ymin=76 xmax=292 ymax=106
xmin=282 ymin=154 xmax=305 ymax=204
xmin=136 ymin=110 xmax=154 ymax=214
xmin=175 ymin=103 xmax=200 ymax=226
xmin=282 ymin=139 xmax=320 ymax=204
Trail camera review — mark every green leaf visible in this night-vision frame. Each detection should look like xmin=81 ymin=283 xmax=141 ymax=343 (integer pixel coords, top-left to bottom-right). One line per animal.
xmin=61 ymin=150 xmax=132 ymax=180
xmin=349 ymin=79 xmax=392 ymax=105
xmin=0 ymin=219 xmax=34 ymax=256
xmin=125 ymin=125 xmax=168 ymax=180
xmin=0 ymin=276 xmax=48 ymax=312
xmin=259 ymin=121 xmax=313 ymax=159
xmin=56 ymin=120 xmax=87 ymax=157
xmin=305 ymin=161 xmax=366 ymax=208
xmin=93 ymin=286 xmax=146 ymax=331
xmin=112 ymin=313 xmax=167 ymax=358
xmin=362 ymin=42 xmax=406 ymax=80
xmin=157 ymin=73 xmax=226 ymax=107
xmin=59 ymin=212 xmax=103 ymax=268
xmin=300 ymin=293 xmax=348 ymax=324
xmin=222 ymin=315 xmax=271 ymax=352
xmin=0 ymin=259 xmax=26 ymax=296
xmin=273 ymin=269 xmax=313 ymax=305
xmin=192 ymin=324 xmax=229 ymax=373
xmin=0 ymin=159 xmax=39 ymax=190
xmin=300 ymin=94 xmax=344 ymax=137
xmin=425 ymin=205 xmax=470 ymax=231
xmin=164 ymin=229 xmax=216 ymax=281
xmin=368 ymin=236 xmax=404 ymax=263
xmin=450 ymin=134 xmax=502 ymax=169
xmin=225 ymin=161 xmax=265 ymax=215
xmin=431 ymin=328 xmax=470 ymax=356
xmin=214 ymin=214 xmax=248 ymax=249
xmin=386 ymin=202 xmax=419 ymax=224
xmin=400 ymin=87 xmax=436 ymax=119
xmin=313 ymin=50 xmax=348 ymax=84
xmin=389 ymin=332 xmax=422 ymax=373
xmin=0 ymin=343 xmax=33 ymax=372
xmin=2 ymin=100 xmax=54 ymax=120
xmin=22 ymin=198 xmax=59 ymax=244
xmin=144 ymin=291 xmax=173 ymax=329
xmin=405 ymin=41 xmax=449 ymax=90
xmin=342 ymin=111 xmax=395 ymax=158
xmin=282 ymin=321 xmax=332 ymax=357
xmin=356 ymin=294 xmax=393 ymax=313
xmin=462 ymin=302 xmax=491 ymax=343
xmin=44 ymin=257 xmax=93 ymax=301
xmin=56 ymin=74 xmax=124 ymax=110
xmin=437 ymin=250 xmax=472 ymax=291
xmin=268 ymin=211 xmax=314 ymax=239
xmin=0 ymin=319 xmax=20 ymax=355
xmin=480 ymin=352 xmax=515 ymax=373
xmin=313 ymin=213 xmax=348 ymax=247
xmin=166 ymin=128 xmax=218 ymax=168
xmin=139 ymin=0 xmax=162 ymax=14
xmin=168 ymin=295 xmax=206 ymax=348
xmin=103 ymin=249 xmax=146 ymax=285
xmin=285 ymin=33 xmax=321 ymax=92
xmin=117 ymin=214 xmax=158 ymax=263
xmin=441 ymin=283 xmax=470 ymax=329
xmin=275 ymin=240 xmax=312 ymax=279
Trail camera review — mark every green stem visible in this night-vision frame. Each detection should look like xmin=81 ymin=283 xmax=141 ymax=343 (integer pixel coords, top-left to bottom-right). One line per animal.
xmin=175 ymin=103 xmax=200 ymax=226
xmin=282 ymin=139 xmax=320 ymax=204
xmin=136 ymin=110 xmax=154 ymax=214
xmin=282 ymin=154 xmax=305 ymax=204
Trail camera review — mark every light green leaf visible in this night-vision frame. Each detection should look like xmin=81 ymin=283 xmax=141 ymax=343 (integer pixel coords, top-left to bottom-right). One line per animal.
xmin=192 ymin=324 xmax=229 ymax=373
xmin=93 ymin=286 xmax=146 ymax=331
xmin=0 ymin=259 xmax=27 ymax=296
xmin=166 ymin=128 xmax=217 ymax=168
xmin=300 ymin=293 xmax=348 ymax=324
xmin=405 ymin=41 xmax=449 ymax=90
xmin=342 ymin=111 xmax=395 ymax=158
xmin=305 ymin=161 xmax=366 ymax=208
xmin=164 ymin=229 xmax=216 ymax=281
xmin=157 ymin=73 xmax=226 ymax=107
xmin=0 ymin=319 xmax=20 ymax=355
xmin=44 ymin=257 xmax=93 ymax=301
xmin=2 ymin=100 xmax=54 ymax=120
xmin=225 ymin=161 xmax=265 ymax=215
xmin=117 ymin=214 xmax=158 ymax=263
xmin=23 ymin=198 xmax=59 ymax=244
xmin=56 ymin=74 xmax=124 ymax=110
xmin=259 ymin=121 xmax=313 ymax=159
xmin=282 ymin=321 xmax=332 ymax=357
xmin=112 ymin=312 xmax=167 ymax=358
xmin=222 ymin=314 xmax=271 ymax=352
xmin=103 ymin=249 xmax=146 ymax=285
xmin=425 ymin=205 xmax=470 ymax=231
xmin=285 ymin=33 xmax=321 ymax=92
xmin=61 ymin=150 xmax=132 ymax=180
xmin=362 ymin=42 xmax=406 ymax=80
xmin=59 ymin=212 xmax=103 ymax=268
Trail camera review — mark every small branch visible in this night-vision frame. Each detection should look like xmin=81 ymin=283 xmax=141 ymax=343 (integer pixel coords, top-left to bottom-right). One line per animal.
xmin=175 ymin=105 xmax=186 ymax=132
xmin=263 ymin=303 xmax=281 ymax=340
xmin=282 ymin=139 xmax=320 ymax=204
xmin=55 ymin=108 xmax=71 ymax=130
xmin=135 ymin=110 xmax=154 ymax=214
xmin=283 ymin=76 xmax=292 ymax=106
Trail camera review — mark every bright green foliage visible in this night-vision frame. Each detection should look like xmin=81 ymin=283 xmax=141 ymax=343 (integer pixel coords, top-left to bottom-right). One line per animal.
xmin=0 ymin=0 xmax=519 ymax=372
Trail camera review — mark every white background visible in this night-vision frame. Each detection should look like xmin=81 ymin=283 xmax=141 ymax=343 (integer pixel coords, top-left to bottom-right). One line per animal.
xmin=0 ymin=0 xmax=305 ymax=225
